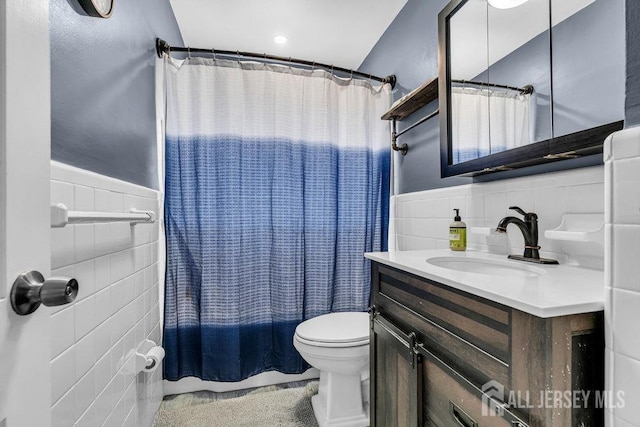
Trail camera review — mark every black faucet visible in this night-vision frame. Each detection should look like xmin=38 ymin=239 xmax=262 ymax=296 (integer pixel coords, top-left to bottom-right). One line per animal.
xmin=496 ymin=206 xmax=558 ymax=265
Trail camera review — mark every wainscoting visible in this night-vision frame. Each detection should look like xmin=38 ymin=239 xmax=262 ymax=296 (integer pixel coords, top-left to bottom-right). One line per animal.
xmin=49 ymin=162 xmax=162 ymax=426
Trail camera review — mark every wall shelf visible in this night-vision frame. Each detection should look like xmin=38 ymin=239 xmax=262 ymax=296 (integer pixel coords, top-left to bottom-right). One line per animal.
xmin=544 ymin=213 xmax=604 ymax=247
xmin=382 ymin=77 xmax=439 ymax=121
xmin=382 ymin=77 xmax=440 ymax=155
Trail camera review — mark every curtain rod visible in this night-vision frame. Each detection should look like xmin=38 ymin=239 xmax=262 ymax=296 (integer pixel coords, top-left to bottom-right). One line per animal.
xmin=156 ymin=38 xmax=396 ymax=88
xmin=452 ymin=79 xmax=534 ymax=95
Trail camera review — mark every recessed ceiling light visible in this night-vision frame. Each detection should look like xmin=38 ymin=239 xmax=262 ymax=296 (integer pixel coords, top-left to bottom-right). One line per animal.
xmin=274 ymin=34 xmax=288 ymax=45
xmin=487 ymin=0 xmax=528 ymax=9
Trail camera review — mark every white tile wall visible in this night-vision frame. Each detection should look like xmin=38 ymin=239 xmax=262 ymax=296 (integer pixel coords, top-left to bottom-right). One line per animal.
xmin=49 ymin=162 xmax=162 ymax=427
xmin=604 ymin=127 xmax=640 ymax=426
xmin=391 ymin=166 xmax=605 ymax=268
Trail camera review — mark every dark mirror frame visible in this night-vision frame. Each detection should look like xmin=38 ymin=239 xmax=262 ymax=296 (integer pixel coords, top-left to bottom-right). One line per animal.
xmin=437 ymin=0 xmax=624 ymax=178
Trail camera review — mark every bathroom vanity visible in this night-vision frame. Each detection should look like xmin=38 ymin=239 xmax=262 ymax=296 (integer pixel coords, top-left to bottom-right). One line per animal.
xmin=365 ymin=250 xmax=604 ymax=427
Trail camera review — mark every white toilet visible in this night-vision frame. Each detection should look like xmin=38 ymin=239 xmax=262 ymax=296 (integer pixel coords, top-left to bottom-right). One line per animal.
xmin=293 ymin=312 xmax=370 ymax=427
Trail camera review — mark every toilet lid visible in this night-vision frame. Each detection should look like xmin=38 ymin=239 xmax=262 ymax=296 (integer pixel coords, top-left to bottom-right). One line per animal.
xmin=295 ymin=312 xmax=369 ymax=344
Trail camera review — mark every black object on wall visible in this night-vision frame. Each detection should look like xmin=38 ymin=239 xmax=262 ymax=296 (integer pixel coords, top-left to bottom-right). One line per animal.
xmin=50 ymin=0 xmax=183 ymax=190
xmin=360 ymin=0 xmax=627 ymax=193
xmin=438 ymin=0 xmax=625 ymax=179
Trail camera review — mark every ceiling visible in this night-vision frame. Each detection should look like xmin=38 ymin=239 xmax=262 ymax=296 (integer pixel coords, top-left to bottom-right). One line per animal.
xmin=169 ymin=0 xmax=408 ymax=70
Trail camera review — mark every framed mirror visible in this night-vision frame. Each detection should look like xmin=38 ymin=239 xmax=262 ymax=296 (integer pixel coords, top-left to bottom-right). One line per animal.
xmin=438 ymin=0 xmax=624 ymax=177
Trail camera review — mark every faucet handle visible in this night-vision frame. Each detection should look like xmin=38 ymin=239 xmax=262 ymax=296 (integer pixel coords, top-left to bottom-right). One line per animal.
xmin=509 ymin=206 xmax=538 ymax=221
xmin=509 ymin=206 xmax=528 ymax=216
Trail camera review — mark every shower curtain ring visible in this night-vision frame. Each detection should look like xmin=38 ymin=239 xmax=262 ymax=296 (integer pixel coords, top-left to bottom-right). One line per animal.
xmin=212 ymin=48 xmax=216 ymax=60
xmin=187 ymin=47 xmax=191 ymax=59
xmin=311 ymin=61 xmax=315 ymax=71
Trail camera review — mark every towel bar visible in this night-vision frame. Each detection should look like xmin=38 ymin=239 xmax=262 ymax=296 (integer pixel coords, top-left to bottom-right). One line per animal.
xmin=50 ymin=203 xmax=156 ymax=228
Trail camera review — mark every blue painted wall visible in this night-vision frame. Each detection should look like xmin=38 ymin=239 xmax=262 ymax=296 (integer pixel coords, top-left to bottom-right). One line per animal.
xmin=50 ymin=0 xmax=183 ymax=189
xmin=626 ymin=0 xmax=640 ymax=126
xmin=360 ymin=0 xmax=626 ymax=193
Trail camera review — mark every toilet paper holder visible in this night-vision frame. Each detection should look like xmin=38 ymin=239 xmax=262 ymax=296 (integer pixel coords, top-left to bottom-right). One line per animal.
xmin=134 ymin=339 xmax=165 ymax=373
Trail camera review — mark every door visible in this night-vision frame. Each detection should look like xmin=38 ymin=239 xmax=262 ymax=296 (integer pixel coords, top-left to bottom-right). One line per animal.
xmin=0 ymin=1 xmax=52 ymax=426
xmin=370 ymin=311 xmax=421 ymax=427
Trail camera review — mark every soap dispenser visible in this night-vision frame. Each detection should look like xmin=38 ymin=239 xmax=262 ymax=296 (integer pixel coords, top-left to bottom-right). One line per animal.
xmin=450 ymin=208 xmax=467 ymax=251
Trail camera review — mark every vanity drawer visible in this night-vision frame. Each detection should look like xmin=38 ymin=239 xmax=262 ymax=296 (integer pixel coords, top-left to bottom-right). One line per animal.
xmin=375 ymin=265 xmax=511 ymax=363
xmin=419 ymin=346 xmax=528 ymax=427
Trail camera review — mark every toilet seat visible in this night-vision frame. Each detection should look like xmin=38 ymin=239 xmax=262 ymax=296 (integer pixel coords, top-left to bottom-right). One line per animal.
xmin=294 ymin=334 xmax=369 ymax=348
xmin=294 ymin=312 xmax=369 ymax=348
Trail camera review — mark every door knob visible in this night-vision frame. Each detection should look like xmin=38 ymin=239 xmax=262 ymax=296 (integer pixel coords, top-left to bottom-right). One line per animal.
xmin=10 ymin=270 xmax=78 ymax=315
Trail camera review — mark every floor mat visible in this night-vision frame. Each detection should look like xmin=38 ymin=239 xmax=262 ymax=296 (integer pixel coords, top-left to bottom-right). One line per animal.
xmin=154 ymin=382 xmax=319 ymax=427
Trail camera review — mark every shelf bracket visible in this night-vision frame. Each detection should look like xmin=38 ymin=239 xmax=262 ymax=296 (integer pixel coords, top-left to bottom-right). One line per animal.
xmin=391 ymin=118 xmax=409 ymax=155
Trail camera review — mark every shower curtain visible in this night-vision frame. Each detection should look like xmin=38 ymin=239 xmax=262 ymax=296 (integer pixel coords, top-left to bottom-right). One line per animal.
xmin=451 ymin=86 xmax=531 ymax=163
xmin=162 ymin=57 xmax=391 ymax=382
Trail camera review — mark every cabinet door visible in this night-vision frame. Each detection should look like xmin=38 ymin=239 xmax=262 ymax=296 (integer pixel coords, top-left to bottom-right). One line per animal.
xmin=370 ymin=312 xmax=421 ymax=427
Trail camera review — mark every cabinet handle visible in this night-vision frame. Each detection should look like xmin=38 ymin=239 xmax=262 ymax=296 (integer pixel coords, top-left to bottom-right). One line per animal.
xmin=449 ymin=402 xmax=478 ymax=427
xmin=368 ymin=305 xmax=378 ymax=318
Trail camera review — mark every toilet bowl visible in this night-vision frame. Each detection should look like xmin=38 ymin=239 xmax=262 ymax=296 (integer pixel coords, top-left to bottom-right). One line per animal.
xmin=293 ymin=312 xmax=370 ymax=427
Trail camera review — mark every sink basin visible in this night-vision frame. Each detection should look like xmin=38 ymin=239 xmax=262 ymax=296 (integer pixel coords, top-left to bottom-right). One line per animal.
xmin=426 ymin=256 xmax=546 ymax=278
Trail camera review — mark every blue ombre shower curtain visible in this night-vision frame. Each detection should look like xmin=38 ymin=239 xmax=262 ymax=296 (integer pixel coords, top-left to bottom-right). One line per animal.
xmin=162 ymin=57 xmax=391 ymax=382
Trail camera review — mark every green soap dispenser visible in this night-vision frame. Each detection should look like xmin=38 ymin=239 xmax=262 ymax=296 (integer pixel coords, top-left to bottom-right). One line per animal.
xmin=450 ymin=208 xmax=467 ymax=251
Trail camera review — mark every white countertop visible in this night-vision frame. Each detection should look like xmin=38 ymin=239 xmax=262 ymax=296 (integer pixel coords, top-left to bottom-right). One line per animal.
xmin=364 ymin=249 xmax=604 ymax=318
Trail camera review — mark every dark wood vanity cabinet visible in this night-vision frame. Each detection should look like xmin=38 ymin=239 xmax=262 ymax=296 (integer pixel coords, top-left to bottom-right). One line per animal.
xmin=370 ymin=262 xmax=604 ymax=427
